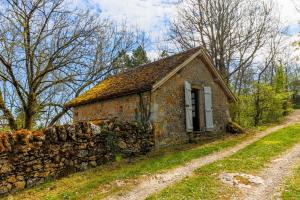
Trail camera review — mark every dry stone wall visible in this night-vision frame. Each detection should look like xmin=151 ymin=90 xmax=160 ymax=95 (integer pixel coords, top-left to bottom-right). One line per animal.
xmin=0 ymin=121 xmax=153 ymax=195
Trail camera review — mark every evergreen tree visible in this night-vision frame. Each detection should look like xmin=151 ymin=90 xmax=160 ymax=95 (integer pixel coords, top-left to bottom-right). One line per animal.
xmin=130 ymin=45 xmax=150 ymax=67
xmin=159 ymin=50 xmax=169 ymax=59
xmin=112 ymin=46 xmax=150 ymax=73
xmin=112 ymin=50 xmax=132 ymax=73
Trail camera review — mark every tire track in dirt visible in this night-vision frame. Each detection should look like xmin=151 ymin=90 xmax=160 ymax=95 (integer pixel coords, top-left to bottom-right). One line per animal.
xmin=239 ymin=143 xmax=300 ymax=200
xmin=105 ymin=110 xmax=300 ymax=200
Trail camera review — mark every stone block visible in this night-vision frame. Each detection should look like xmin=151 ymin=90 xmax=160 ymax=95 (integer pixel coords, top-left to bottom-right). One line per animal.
xmin=7 ymin=176 xmax=17 ymax=183
xmin=14 ymin=181 xmax=26 ymax=190
xmin=57 ymin=126 xmax=67 ymax=142
xmin=44 ymin=127 xmax=57 ymax=143
xmin=0 ymin=163 xmax=13 ymax=173
xmin=78 ymin=150 xmax=88 ymax=158
xmin=90 ymin=161 xmax=97 ymax=167
xmin=65 ymin=124 xmax=76 ymax=141
xmin=0 ymin=186 xmax=9 ymax=195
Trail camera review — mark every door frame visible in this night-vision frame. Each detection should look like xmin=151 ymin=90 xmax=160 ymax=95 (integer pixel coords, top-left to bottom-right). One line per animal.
xmin=191 ymin=88 xmax=200 ymax=131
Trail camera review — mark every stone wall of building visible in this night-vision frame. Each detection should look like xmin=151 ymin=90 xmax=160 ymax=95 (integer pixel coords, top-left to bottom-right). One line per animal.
xmin=0 ymin=121 xmax=153 ymax=195
xmin=151 ymin=58 xmax=231 ymax=147
xmin=71 ymin=57 xmax=232 ymax=149
xmin=73 ymin=92 xmax=151 ymax=123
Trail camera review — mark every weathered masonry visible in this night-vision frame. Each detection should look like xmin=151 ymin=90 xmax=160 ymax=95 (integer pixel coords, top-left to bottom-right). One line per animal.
xmin=66 ymin=47 xmax=237 ymax=147
xmin=0 ymin=121 xmax=153 ymax=195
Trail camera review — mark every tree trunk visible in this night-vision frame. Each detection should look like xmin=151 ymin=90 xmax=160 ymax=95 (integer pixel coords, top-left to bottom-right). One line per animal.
xmin=0 ymin=90 xmax=17 ymax=130
xmin=24 ymin=109 xmax=33 ymax=130
xmin=254 ymin=76 xmax=263 ymax=126
xmin=24 ymin=94 xmax=36 ymax=130
xmin=254 ymin=94 xmax=260 ymax=126
xmin=218 ymin=49 xmax=229 ymax=81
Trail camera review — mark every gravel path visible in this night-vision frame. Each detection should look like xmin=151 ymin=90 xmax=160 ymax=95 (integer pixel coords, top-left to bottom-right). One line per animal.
xmin=105 ymin=110 xmax=300 ymax=200
xmin=240 ymin=142 xmax=300 ymax=200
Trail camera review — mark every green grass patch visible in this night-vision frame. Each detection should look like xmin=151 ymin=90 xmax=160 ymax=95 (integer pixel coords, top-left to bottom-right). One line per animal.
xmin=281 ymin=161 xmax=300 ymax=200
xmin=3 ymin=133 xmax=249 ymax=200
xmin=294 ymin=103 xmax=300 ymax=109
xmin=148 ymin=124 xmax=300 ymax=200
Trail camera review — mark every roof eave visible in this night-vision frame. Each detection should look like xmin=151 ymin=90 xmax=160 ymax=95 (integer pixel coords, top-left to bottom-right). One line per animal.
xmin=65 ymin=88 xmax=152 ymax=108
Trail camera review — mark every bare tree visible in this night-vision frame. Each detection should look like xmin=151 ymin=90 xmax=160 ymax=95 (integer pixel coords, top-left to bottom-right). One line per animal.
xmin=47 ymin=23 xmax=140 ymax=126
xmin=0 ymin=0 xmax=139 ymax=129
xmin=293 ymin=0 xmax=300 ymax=13
xmin=170 ymin=0 xmax=278 ymax=85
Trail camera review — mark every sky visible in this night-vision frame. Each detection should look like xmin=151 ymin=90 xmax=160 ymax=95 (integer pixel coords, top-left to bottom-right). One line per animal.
xmin=276 ymin=0 xmax=300 ymax=26
xmin=75 ymin=0 xmax=179 ymax=33
xmin=74 ymin=0 xmax=300 ymax=58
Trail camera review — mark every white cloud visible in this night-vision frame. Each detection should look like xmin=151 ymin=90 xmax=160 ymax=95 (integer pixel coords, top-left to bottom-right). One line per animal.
xmin=87 ymin=0 xmax=178 ymax=33
xmin=286 ymin=34 xmax=300 ymax=62
xmin=77 ymin=0 xmax=300 ymax=33
xmin=70 ymin=0 xmax=300 ymax=59
xmin=274 ymin=0 xmax=300 ymax=25
xmin=91 ymin=0 xmax=180 ymax=58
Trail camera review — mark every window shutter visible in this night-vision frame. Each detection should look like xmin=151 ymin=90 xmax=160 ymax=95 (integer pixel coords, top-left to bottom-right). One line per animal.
xmin=184 ymin=81 xmax=193 ymax=132
xmin=204 ymin=86 xmax=214 ymax=130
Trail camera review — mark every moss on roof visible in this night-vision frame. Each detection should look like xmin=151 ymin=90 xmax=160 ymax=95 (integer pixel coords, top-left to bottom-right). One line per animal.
xmin=65 ymin=47 xmax=202 ymax=108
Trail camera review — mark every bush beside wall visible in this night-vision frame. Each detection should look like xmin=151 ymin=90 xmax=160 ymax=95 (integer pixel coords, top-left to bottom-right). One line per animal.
xmin=0 ymin=121 xmax=153 ymax=195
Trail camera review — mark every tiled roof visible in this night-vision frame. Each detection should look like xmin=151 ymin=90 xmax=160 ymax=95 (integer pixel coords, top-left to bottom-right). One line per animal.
xmin=65 ymin=47 xmax=203 ymax=108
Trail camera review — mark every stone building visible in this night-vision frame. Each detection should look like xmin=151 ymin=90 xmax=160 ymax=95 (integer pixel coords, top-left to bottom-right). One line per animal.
xmin=66 ymin=47 xmax=237 ymax=147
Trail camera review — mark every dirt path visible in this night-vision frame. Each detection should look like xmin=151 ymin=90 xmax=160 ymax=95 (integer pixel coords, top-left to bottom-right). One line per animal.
xmin=105 ymin=110 xmax=300 ymax=200
xmin=240 ymin=144 xmax=300 ymax=200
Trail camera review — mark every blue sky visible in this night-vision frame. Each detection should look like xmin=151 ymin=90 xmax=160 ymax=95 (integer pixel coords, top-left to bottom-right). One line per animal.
xmin=72 ymin=0 xmax=300 ymax=57
xmin=285 ymin=24 xmax=300 ymax=36
xmin=76 ymin=0 xmax=180 ymax=44
xmin=74 ymin=0 xmax=299 ymax=31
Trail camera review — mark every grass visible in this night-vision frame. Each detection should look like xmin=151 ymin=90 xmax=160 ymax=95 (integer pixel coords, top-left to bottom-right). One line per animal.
xmin=3 ymin=133 xmax=250 ymax=200
xmin=281 ymin=161 xmax=300 ymax=200
xmin=294 ymin=103 xmax=300 ymax=110
xmin=148 ymin=124 xmax=300 ymax=200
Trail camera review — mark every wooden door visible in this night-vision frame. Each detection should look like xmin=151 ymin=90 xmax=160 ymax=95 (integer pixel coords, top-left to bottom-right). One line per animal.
xmin=204 ymin=87 xmax=214 ymax=130
xmin=184 ymin=81 xmax=193 ymax=132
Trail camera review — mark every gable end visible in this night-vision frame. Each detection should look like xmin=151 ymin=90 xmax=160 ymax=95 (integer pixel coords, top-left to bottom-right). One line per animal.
xmin=152 ymin=49 xmax=237 ymax=103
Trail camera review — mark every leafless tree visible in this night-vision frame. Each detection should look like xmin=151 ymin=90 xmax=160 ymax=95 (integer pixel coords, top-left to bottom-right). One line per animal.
xmin=0 ymin=0 xmax=139 ymax=130
xmin=47 ymin=23 xmax=140 ymax=127
xmin=293 ymin=0 xmax=300 ymax=13
xmin=170 ymin=0 xmax=278 ymax=85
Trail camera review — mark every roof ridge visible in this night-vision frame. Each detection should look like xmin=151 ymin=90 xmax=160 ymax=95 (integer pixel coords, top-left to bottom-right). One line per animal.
xmin=133 ymin=46 xmax=202 ymax=68
xmin=110 ymin=46 xmax=202 ymax=78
